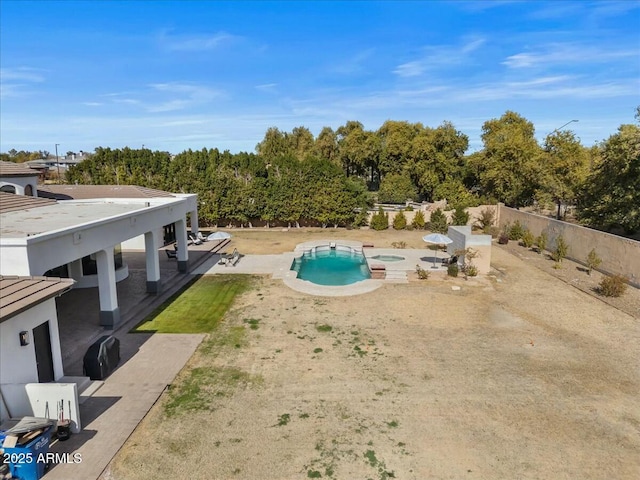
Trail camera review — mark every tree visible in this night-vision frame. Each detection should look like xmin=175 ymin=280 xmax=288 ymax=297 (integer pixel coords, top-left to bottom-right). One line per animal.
xmin=377 ymin=173 xmax=417 ymax=204
xmin=370 ymin=207 xmax=389 ymax=230
xmin=428 ymin=208 xmax=449 ymax=233
xmin=577 ymin=123 xmax=640 ymax=233
xmin=540 ymin=130 xmax=589 ymax=219
xmin=451 ymin=206 xmax=469 ymax=226
xmin=393 ymin=211 xmax=407 ymax=230
xmin=412 ymin=210 xmax=426 ymax=229
xmin=472 ymin=111 xmax=543 ymax=207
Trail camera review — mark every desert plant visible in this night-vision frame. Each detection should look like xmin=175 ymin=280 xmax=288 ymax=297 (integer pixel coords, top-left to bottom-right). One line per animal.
xmin=509 ymin=220 xmax=525 ymax=240
xmin=474 ymin=207 xmax=495 ymax=230
xmin=521 ymin=229 xmax=535 ymax=248
xmin=536 ymin=232 xmax=548 ymax=253
xmin=597 ymin=275 xmax=628 ymax=297
xmin=447 ymin=263 xmax=459 ymax=277
xmin=428 ymin=208 xmax=449 ymax=233
xmin=391 ymin=241 xmax=407 ymax=249
xmin=551 ymin=235 xmax=569 ymax=262
xmin=411 ymin=210 xmax=426 ymax=229
xmin=485 ymin=225 xmax=500 ymax=238
xmin=370 ymin=207 xmax=389 ymax=231
xmin=585 ymin=248 xmax=602 ymax=275
xmin=392 ymin=211 xmax=407 ymax=230
xmin=415 ymin=264 xmax=430 ymax=280
xmin=451 ymin=206 xmax=470 ymax=226
xmin=465 ymin=264 xmax=478 ymax=277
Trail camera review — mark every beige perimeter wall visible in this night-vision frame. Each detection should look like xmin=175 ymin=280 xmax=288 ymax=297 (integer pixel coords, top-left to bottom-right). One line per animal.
xmin=498 ymin=205 xmax=640 ymax=287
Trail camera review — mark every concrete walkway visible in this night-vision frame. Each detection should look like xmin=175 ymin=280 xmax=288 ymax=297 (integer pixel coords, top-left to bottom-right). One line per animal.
xmin=45 ymin=333 xmax=204 ymax=480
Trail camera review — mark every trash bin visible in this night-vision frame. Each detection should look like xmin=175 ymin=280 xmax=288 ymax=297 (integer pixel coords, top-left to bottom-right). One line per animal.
xmin=83 ymin=335 xmax=120 ymax=380
xmin=0 ymin=419 xmax=53 ymax=480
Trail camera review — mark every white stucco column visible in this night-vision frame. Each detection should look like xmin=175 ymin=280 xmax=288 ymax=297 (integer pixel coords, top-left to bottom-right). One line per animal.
xmin=68 ymin=259 xmax=84 ymax=282
xmin=145 ymin=231 xmax=161 ymax=294
xmin=190 ymin=206 xmax=199 ymax=235
xmin=96 ymin=247 xmax=120 ymax=327
xmin=175 ymin=218 xmax=189 ymax=273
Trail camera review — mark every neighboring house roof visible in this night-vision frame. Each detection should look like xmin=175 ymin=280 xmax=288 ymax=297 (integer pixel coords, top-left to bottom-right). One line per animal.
xmin=38 ymin=185 xmax=176 ymax=200
xmin=0 ymin=160 xmax=39 ymax=177
xmin=0 ymin=192 xmax=57 ymax=214
xmin=0 ymin=276 xmax=74 ymax=322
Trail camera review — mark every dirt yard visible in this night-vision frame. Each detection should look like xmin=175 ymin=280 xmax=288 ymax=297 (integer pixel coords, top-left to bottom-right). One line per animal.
xmin=104 ymin=230 xmax=640 ymax=480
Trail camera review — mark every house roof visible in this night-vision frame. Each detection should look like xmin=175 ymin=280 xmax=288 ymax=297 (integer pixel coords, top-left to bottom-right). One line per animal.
xmin=0 ymin=192 xmax=57 ymax=214
xmin=0 ymin=160 xmax=39 ymax=177
xmin=0 ymin=276 xmax=75 ymax=322
xmin=38 ymin=184 xmax=176 ymax=200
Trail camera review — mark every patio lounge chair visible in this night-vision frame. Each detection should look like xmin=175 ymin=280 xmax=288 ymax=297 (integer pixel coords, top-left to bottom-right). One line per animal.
xmin=197 ymin=231 xmax=208 ymax=242
xmin=441 ymin=255 xmax=458 ymax=266
xmin=165 ymin=249 xmax=177 ymax=259
xmin=226 ymin=248 xmax=240 ymax=267
xmin=188 ymin=232 xmax=203 ymax=245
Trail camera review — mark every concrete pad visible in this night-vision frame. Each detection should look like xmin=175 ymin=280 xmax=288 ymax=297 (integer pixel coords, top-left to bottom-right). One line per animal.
xmin=44 ymin=333 xmax=204 ymax=480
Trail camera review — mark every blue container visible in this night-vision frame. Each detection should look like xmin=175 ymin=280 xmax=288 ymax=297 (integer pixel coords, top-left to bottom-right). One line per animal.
xmin=1 ymin=425 xmax=52 ymax=480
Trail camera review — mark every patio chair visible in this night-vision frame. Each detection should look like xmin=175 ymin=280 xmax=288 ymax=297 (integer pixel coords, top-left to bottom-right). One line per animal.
xmin=165 ymin=249 xmax=177 ymax=259
xmin=197 ymin=231 xmax=208 ymax=242
xmin=188 ymin=232 xmax=203 ymax=245
xmin=441 ymin=255 xmax=458 ymax=266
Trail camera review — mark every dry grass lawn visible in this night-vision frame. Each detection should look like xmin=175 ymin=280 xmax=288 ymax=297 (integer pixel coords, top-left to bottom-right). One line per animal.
xmin=104 ymin=229 xmax=640 ymax=480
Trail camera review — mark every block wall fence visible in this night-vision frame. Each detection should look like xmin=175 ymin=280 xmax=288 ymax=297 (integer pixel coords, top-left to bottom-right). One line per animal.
xmin=497 ymin=204 xmax=639 ymax=287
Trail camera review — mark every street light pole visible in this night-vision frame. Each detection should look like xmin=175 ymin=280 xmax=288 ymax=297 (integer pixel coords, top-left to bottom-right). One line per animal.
xmin=55 ymin=143 xmax=60 ymax=183
xmin=549 ymin=119 xmax=579 ymax=136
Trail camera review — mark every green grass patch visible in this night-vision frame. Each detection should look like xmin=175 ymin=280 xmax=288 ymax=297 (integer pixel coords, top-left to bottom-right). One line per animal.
xmin=132 ymin=275 xmax=251 ymax=333
xmin=316 ymin=324 xmax=333 ymax=332
xmin=243 ymin=318 xmax=260 ymax=330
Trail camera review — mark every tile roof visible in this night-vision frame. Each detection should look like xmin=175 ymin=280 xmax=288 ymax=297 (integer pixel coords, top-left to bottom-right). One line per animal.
xmin=38 ymin=184 xmax=176 ymax=200
xmin=0 ymin=192 xmax=57 ymax=214
xmin=0 ymin=160 xmax=39 ymax=177
xmin=0 ymin=276 xmax=74 ymax=322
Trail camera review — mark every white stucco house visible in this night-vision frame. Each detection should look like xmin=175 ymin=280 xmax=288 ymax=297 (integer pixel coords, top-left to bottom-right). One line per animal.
xmin=0 ymin=160 xmax=201 ymax=423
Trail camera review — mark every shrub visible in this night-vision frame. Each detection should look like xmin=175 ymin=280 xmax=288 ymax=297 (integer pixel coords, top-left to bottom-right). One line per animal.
xmin=598 ymin=275 xmax=628 ymax=297
xmin=370 ymin=207 xmax=389 ymax=230
xmin=475 ymin=207 xmax=495 ymax=230
xmin=451 ymin=206 xmax=470 ymax=226
xmin=485 ymin=226 xmax=500 ymax=238
xmin=415 ymin=264 xmax=430 ymax=280
xmin=447 ymin=263 xmax=459 ymax=277
xmin=536 ymin=232 xmax=547 ymax=253
xmin=391 ymin=241 xmax=407 ymax=249
xmin=353 ymin=209 xmax=369 ymax=228
xmin=586 ymin=248 xmax=602 ymax=275
xmin=509 ymin=220 xmax=525 ymax=240
xmin=392 ymin=211 xmax=407 ymax=230
xmin=405 ymin=205 xmax=414 ymax=211
xmin=465 ymin=264 xmax=478 ymax=277
xmin=551 ymin=235 xmax=569 ymax=262
xmin=428 ymin=208 xmax=449 ymax=234
xmin=411 ymin=210 xmax=426 ymax=229
xmin=521 ymin=230 xmax=535 ymax=248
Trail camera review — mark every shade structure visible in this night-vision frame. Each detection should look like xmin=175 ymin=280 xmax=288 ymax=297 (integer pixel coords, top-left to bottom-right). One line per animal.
xmin=207 ymin=231 xmax=232 ymax=241
xmin=422 ymin=233 xmax=453 ymax=268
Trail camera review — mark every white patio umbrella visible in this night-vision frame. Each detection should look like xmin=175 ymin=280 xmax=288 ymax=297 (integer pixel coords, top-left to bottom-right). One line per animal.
xmin=207 ymin=231 xmax=232 ymax=241
xmin=422 ymin=233 xmax=453 ymax=268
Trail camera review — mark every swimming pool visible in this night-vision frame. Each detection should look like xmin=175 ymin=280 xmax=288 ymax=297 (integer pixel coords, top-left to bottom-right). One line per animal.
xmin=291 ymin=248 xmax=371 ymax=286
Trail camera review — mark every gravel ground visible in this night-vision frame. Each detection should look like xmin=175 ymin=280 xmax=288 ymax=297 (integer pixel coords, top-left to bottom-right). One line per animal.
xmin=104 ymin=232 xmax=640 ymax=480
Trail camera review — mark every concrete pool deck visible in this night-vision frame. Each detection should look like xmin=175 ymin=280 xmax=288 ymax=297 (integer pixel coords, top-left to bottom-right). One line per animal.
xmin=193 ymin=239 xmax=454 ymax=296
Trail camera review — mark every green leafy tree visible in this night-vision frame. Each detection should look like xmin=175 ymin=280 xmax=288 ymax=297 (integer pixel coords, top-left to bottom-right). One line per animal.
xmin=471 ymin=111 xmax=543 ymax=207
xmin=377 ymin=173 xmax=417 ymax=204
xmin=577 ymin=123 xmax=640 ymax=233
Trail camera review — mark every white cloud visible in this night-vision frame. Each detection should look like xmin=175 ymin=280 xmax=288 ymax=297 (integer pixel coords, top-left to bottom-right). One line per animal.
xmin=393 ymin=37 xmax=486 ymax=77
xmin=0 ymin=67 xmax=45 ymax=99
xmin=503 ymin=43 xmax=639 ymax=68
xmin=161 ymin=31 xmax=238 ymax=52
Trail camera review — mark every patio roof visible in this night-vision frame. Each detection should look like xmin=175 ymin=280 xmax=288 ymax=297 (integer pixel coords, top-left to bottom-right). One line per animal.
xmin=38 ymin=185 xmax=176 ymax=200
xmin=0 ymin=160 xmax=39 ymax=177
xmin=0 ymin=276 xmax=75 ymax=322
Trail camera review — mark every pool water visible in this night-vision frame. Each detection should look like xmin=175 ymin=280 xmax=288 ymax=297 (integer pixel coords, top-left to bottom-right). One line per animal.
xmin=291 ymin=249 xmax=371 ymax=286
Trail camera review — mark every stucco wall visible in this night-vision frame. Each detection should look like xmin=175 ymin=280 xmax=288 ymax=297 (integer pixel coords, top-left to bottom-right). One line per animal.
xmin=0 ymin=299 xmax=64 ymax=420
xmin=498 ymin=205 xmax=640 ymax=287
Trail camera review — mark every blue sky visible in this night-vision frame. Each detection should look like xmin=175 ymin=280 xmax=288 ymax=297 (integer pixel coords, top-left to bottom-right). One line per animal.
xmin=1 ymin=0 xmax=639 ymax=155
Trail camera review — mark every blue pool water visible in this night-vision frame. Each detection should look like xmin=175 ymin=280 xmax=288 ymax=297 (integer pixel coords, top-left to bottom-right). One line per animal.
xmin=291 ymin=249 xmax=371 ymax=286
